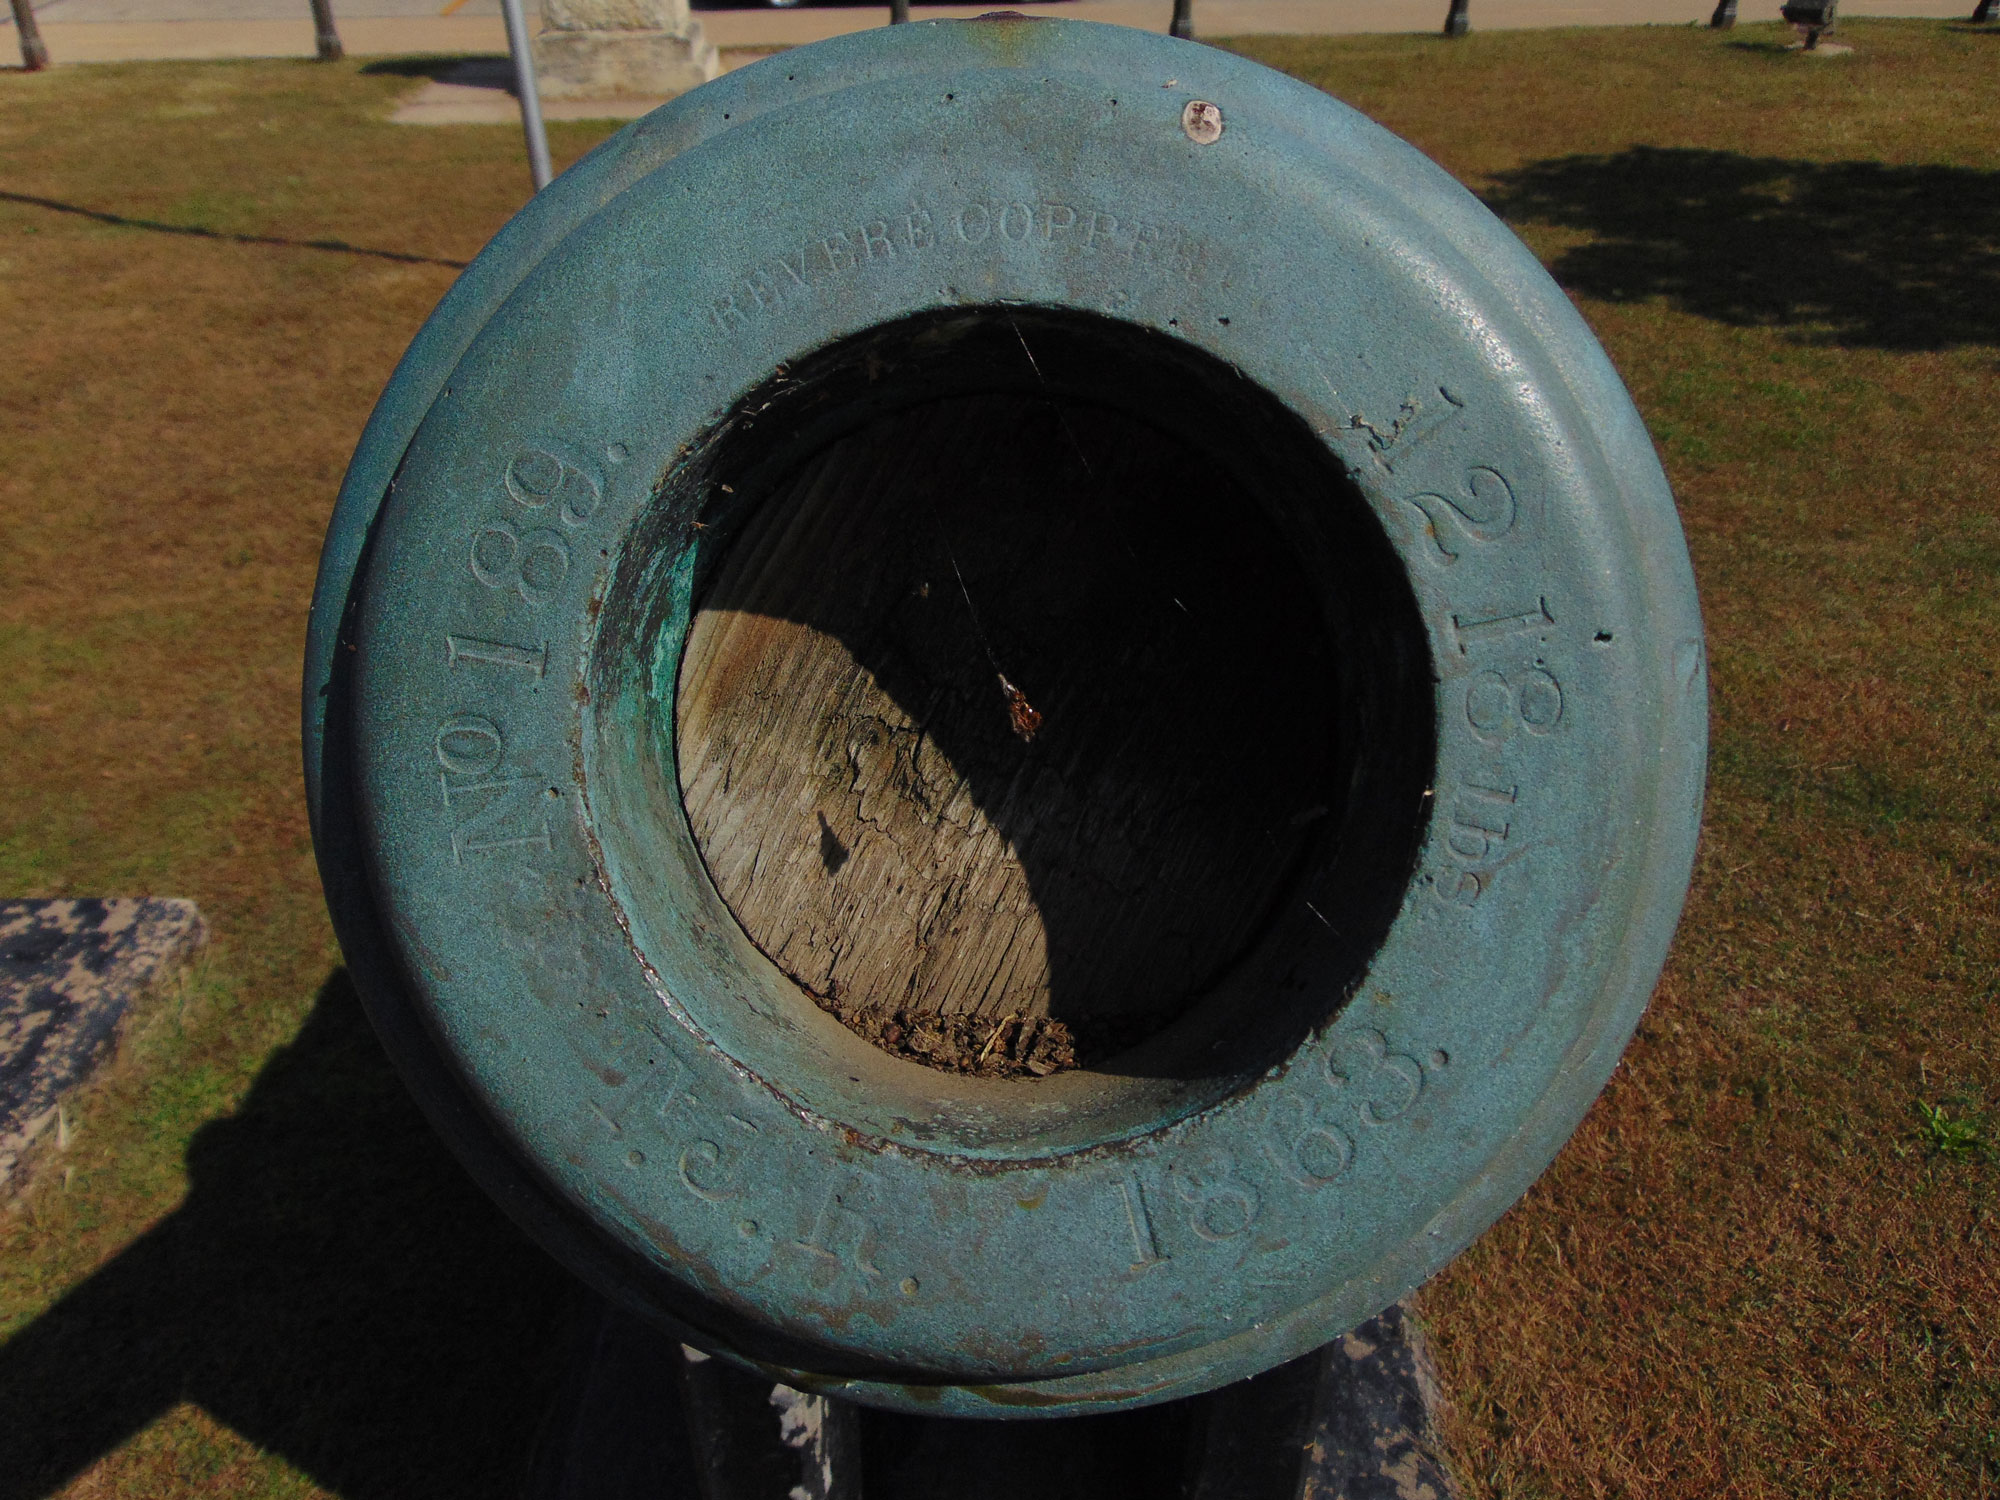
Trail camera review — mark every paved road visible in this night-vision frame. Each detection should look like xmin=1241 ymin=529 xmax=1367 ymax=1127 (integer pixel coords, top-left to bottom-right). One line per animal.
xmin=5 ymin=0 xmax=1974 ymax=65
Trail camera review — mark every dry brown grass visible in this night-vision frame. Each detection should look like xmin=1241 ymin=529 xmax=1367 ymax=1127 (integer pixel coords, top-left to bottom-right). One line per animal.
xmin=0 ymin=22 xmax=1994 ymax=1498
xmin=0 ymin=58 xmax=621 ymax=1499
xmin=1231 ymin=21 xmax=2000 ymax=1498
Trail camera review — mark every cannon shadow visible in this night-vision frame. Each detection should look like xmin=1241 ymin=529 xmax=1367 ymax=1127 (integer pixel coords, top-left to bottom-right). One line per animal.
xmin=1482 ymin=148 xmax=2000 ymax=351
xmin=0 ymin=965 xmax=1418 ymax=1498
xmin=0 ymin=971 xmax=576 ymax=1500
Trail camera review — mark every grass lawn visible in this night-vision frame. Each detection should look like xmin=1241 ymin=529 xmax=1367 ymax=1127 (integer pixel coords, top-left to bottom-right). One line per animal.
xmin=1 ymin=18 xmax=1996 ymax=1497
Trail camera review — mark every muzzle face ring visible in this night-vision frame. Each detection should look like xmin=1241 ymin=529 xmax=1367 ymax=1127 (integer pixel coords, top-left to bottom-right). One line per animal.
xmin=307 ymin=18 xmax=1706 ymax=1416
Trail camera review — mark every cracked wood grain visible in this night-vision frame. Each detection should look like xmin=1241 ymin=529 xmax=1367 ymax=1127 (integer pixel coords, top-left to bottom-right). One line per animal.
xmin=677 ymin=393 xmax=1333 ymax=1073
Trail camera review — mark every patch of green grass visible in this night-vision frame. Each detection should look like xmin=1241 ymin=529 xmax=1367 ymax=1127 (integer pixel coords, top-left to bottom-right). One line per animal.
xmin=1917 ymin=1101 xmax=1990 ymax=1162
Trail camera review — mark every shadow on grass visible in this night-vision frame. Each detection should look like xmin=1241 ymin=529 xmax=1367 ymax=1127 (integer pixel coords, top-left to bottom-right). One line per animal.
xmin=1484 ymin=147 xmax=2000 ymax=350
xmin=358 ymin=53 xmax=508 ymax=81
xmin=0 ymin=971 xmax=575 ymax=1500
xmin=0 ymin=191 xmax=469 ymax=269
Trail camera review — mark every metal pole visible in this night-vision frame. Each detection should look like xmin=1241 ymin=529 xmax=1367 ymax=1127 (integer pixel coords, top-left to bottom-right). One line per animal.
xmin=308 ymin=0 xmax=342 ymax=60
xmin=889 ymin=0 xmax=909 ymax=22
xmin=499 ymin=0 xmax=553 ymax=193
xmin=9 ymin=0 xmax=50 ymax=69
xmin=1169 ymin=0 xmax=1193 ymax=39
xmin=1708 ymin=0 xmax=1737 ymax=27
xmin=1442 ymin=0 xmax=1469 ymax=36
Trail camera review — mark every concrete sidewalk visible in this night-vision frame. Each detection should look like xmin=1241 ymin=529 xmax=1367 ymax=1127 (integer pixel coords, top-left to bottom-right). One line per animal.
xmin=7 ymin=0 xmax=1976 ymax=65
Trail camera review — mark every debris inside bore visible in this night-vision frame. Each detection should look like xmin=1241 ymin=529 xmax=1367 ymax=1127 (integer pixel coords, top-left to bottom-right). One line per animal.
xmin=811 ymin=994 xmax=1080 ymax=1079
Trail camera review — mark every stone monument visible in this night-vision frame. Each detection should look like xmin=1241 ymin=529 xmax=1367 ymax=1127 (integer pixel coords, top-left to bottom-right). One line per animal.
xmin=533 ymin=0 xmax=718 ymax=102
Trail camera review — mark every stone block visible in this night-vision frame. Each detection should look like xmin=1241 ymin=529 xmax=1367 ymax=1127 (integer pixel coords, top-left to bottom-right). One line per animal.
xmin=532 ymin=24 xmax=719 ymax=100
xmin=0 ymin=898 xmax=206 ymax=1185
xmin=543 ymin=0 xmax=686 ymax=33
